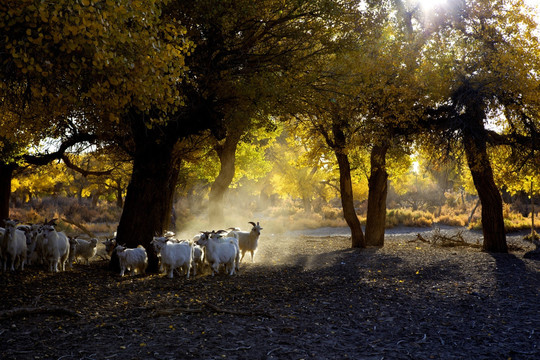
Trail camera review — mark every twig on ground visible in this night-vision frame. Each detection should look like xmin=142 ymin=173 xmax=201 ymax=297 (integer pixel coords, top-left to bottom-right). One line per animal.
xmin=152 ymin=307 xmax=204 ymax=316
xmin=202 ymin=301 xmax=274 ymax=318
xmin=151 ymin=302 xmax=274 ymax=318
xmin=409 ymin=229 xmax=481 ymax=249
xmin=218 ymin=345 xmax=252 ymax=351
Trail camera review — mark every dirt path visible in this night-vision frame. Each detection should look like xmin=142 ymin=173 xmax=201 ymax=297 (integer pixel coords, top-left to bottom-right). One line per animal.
xmin=1 ymin=228 xmax=539 ymax=359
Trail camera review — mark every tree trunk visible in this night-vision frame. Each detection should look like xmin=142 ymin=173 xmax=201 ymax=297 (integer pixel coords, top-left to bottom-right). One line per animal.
xmin=115 ymin=179 xmax=124 ymax=208
xmin=463 ymin=132 xmax=507 ymax=253
xmin=365 ymin=143 xmax=389 ymax=247
xmin=467 ymin=198 xmax=481 ymax=227
xmin=208 ymin=129 xmax=242 ymax=226
xmin=334 ymin=150 xmax=365 ymax=248
xmin=531 ymin=180 xmax=535 ymax=238
xmin=0 ymin=163 xmax=15 ymax=221
xmin=302 ymin=196 xmax=312 ymax=214
xmin=115 ymin=114 xmax=181 ymax=273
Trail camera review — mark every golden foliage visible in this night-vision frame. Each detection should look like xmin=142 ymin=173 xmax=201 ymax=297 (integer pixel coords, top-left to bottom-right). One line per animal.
xmin=0 ymin=0 xmax=191 ymax=126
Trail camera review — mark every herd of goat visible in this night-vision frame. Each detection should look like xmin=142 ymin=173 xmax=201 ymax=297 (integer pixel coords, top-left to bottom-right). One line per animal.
xmin=0 ymin=219 xmax=263 ymax=278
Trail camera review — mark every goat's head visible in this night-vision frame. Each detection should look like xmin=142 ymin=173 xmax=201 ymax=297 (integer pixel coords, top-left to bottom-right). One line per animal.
xmin=196 ymin=231 xmax=212 ymax=246
xmin=41 ymin=223 xmax=56 ymax=237
xmin=103 ymin=238 xmax=117 ymax=255
xmin=150 ymin=237 xmax=167 ymax=252
xmin=248 ymin=221 xmax=263 ymax=236
xmin=3 ymin=219 xmax=18 ymax=237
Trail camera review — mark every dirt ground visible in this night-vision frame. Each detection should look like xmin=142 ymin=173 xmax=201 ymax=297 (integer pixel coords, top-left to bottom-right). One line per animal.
xmin=1 ymin=228 xmax=539 ymax=360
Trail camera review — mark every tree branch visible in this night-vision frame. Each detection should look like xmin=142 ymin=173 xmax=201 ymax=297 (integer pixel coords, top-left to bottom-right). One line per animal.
xmin=22 ymin=133 xmax=98 ymax=166
xmin=61 ymin=154 xmax=113 ymax=177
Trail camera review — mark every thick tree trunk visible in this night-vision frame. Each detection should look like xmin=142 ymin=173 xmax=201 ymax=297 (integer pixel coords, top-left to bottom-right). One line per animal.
xmin=334 ymin=150 xmax=365 ymax=248
xmin=0 ymin=163 xmax=15 ymax=221
xmin=365 ymin=143 xmax=389 ymax=247
xmin=463 ymin=132 xmax=507 ymax=253
xmin=115 ymin=114 xmax=181 ymax=273
xmin=208 ymin=130 xmax=242 ymax=226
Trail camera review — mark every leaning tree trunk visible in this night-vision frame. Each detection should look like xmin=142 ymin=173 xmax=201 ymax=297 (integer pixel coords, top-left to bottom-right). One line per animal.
xmin=365 ymin=143 xmax=389 ymax=247
xmin=115 ymin=113 xmax=181 ymax=273
xmin=208 ymin=129 xmax=242 ymax=226
xmin=334 ymin=149 xmax=365 ymax=248
xmin=329 ymin=121 xmax=365 ymax=248
xmin=0 ymin=163 xmax=15 ymax=221
xmin=463 ymin=132 xmax=507 ymax=253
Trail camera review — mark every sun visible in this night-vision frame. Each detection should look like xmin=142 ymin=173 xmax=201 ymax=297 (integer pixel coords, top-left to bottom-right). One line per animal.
xmin=414 ymin=0 xmax=540 ymax=21
xmin=416 ymin=0 xmax=447 ymax=12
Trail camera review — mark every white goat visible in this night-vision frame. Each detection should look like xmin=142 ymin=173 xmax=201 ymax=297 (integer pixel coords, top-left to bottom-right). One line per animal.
xmin=25 ymin=224 xmax=43 ymax=266
xmin=151 ymin=237 xmax=192 ymax=279
xmin=230 ymin=221 xmax=263 ymax=262
xmin=196 ymin=231 xmax=239 ymax=276
xmin=115 ymin=245 xmax=148 ymax=276
xmin=41 ymin=221 xmax=70 ymax=272
xmin=191 ymin=243 xmax=205 ymax=276
xmin=2 ymin=220 xmax=27 ymax=271
xmin=69 ymin=237 xmax=98 ymax=265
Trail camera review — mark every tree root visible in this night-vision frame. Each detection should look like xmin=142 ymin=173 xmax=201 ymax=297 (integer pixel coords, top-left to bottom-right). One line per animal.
xmin=0 ymin=306 xmax=81 ymax=320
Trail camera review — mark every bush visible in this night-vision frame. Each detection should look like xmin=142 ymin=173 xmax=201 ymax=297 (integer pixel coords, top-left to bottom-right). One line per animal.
xmin=386 ymin=208 xmax=433 ymax=228
xmin=436 ymin=214 xmax=467 ymax=227
xmin=321 ymin=205 xmax=342 ymax=220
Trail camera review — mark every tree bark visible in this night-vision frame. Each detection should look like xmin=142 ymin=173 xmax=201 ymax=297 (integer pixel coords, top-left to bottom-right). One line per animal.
xmin=334 ymin=150 xmax=365 ymax=248
xmin=115 ymin=113 xmax=181 ymax=273
xmin=327 ymin=119 xmax=365 ymax=248
xmin=208 ymin=129 xmax=242 ymax=226
xmin=365 ymin=143 xmax=389 ymax=247
xmin=0 ymin=163 xmax=15 ymax=221
xmin=115 ymin=179 xmax=124 ymax=208
xmin=531 ymin=180 xmax=535 ymax=238
xmin=463 ymin=131 xmax=507 ymax=253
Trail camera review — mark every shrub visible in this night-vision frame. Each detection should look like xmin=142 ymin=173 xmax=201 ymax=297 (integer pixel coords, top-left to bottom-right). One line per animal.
xmin=321 ymin=205 xmax=342 ymax=220
xmin=386 ymin=208 xmax=433 ymax=228
xmin=436 ymin=214 xmax=467 ymax=227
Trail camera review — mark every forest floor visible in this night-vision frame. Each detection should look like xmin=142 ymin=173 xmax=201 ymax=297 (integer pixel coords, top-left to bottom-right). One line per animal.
xmin=1 ymin=227 xmax=539 ymax=360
